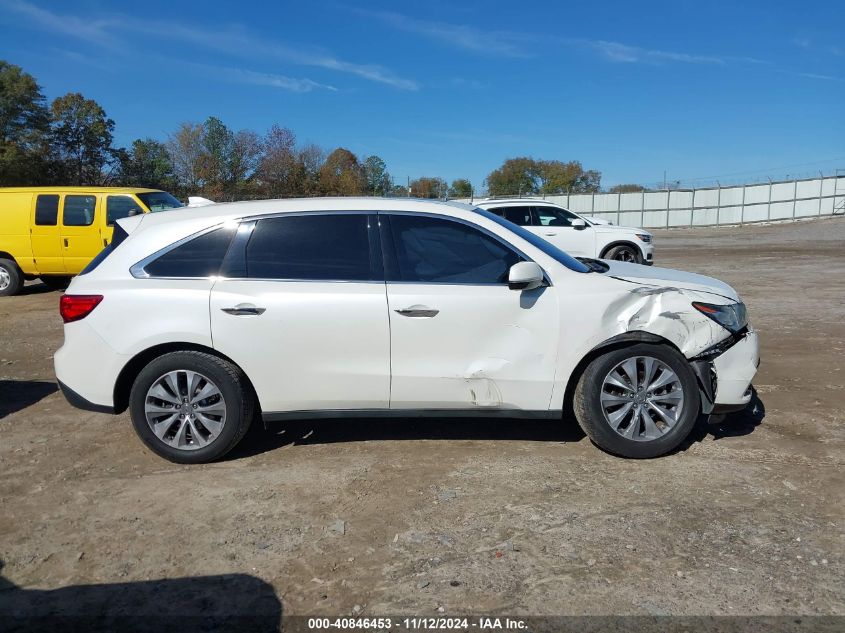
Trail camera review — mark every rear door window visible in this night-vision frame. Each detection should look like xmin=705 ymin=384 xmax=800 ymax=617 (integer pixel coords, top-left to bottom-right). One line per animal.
xmin=62 ymin=195 xmax=97 ymax=226
xmin=35 ymin=195 xmax=59 ymax=225
xmin=244 ymin=214 xmax=375 ymax=281
xmin=490 ymin=206 xmax=533 ymax=226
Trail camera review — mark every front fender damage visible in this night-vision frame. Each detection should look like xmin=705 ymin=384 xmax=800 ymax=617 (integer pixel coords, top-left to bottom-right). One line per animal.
xmin=599 ymin=285 xmax=734 ymax=415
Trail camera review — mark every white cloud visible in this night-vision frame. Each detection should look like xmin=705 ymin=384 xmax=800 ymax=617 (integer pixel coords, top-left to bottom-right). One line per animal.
xmin=0 ymin=0 xmax=419 ymax=90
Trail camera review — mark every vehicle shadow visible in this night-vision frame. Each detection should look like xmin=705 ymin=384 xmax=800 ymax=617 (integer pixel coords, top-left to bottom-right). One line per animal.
xmin=681 ymin=387 xmax=766 ymax=449
xmin=0 ymin=380 xmax=58 ymax=420
xmin=229 ymin=414 xmax=588 ymax=460
xmin=0 ymin=560 xmax=282 ymax=633
xmin=18 ymin=281 xmax=57 ymax=295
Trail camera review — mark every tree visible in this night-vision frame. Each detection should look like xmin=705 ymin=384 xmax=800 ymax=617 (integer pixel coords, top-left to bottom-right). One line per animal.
xmin=296 ymin=143 xmax=326 ymax=195
xmin=0 ymin=60 xmax=50 ymax=185
xmin=227 ymin=129 xmax=262 ymax=199
xmin=198 ymin=116 xmax=233 ymax=199
xmin=410 ymin=176 xmax=447 ymax=199
xmin=116 ymin=138 xmax=175 ymax=190
xmin=318 ymin=147 xmax=364 ymax=195
xmin=485 ymin=157 xmax=601 ymax=196
xmin=485 ymin=157 xmax=538 ymax=196
xmin=362 ymin=155 xmax=389 ymax=196
xmin=167 ymin=122 xmax=204 ymax=194
xmin=256 ymin=125 xmax=298 ymax=197
xmin=608 ymin=183 xmax=646 ymax=193
xmin=448 ymin=178 xmax=472 ymax=198
xmin=49 ymin=92 xmax=116 ymax=185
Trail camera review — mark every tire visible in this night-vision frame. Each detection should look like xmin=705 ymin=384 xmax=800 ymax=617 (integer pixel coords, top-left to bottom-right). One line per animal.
xmin=573 ymin=343 xmax=700 ymax=458
xmin=604 ymin=244 xmax=641 ymax=263
xmin=0 ymin=258 xmax=23 ymax=297
xmin=41 ymin=275 xmax=72 ymax=290
xmin=128 ymin=351 xmax=254 ymax=464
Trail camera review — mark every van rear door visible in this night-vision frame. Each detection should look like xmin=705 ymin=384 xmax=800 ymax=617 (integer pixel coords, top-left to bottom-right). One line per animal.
xmin=30 ymin=194 xmax=65 ymax=274
xmin=60 ymin=193 xmax=102 ymax=274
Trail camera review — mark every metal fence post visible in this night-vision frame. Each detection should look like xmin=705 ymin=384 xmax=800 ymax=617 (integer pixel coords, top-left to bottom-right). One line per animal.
xmin=792 ymin=178 xmax=798 ymax=219
xmin=617 ymin=191 xmax=622 ymax=226
xmin=767 ymin=178 xmax=772 ymax=221
xmin=591 ymin=192 xmax=595 ymax=217
xmin=665 ymin=190 xmax=671 ymax=228
xmin=740 ymin=184 xmax=746 ymax=225
xmin=716 ymin=182 xmax=721 ymax=227
xmin=689 ymin=189 xmax=695 ymax=228
xmin=818 ymin=172 xmax=824 ymax=216
xmin=640 ymin=190 xmax=645 ymax=228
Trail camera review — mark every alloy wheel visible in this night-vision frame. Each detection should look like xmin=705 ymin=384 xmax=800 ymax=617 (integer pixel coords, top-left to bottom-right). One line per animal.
xmin=144 ymin=370 xmax=227 ymax=450
xmin=600 ymin=356 xmax=685 ymax=441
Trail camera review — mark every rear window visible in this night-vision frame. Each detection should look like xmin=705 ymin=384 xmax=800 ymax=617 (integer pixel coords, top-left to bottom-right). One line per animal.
xmin=137 ymin=191 xmax=183 ymax=212
xmin=79 ymin=224 xmax=131 ymax=276
xmin=143 ymin=228 xmax=235 ymax=278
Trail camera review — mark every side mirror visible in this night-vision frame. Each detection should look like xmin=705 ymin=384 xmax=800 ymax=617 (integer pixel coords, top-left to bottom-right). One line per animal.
xmin=571 ymin=219 xmax=587 ymax=230
xmin=508 ymin=261 xmax=545 ymax=291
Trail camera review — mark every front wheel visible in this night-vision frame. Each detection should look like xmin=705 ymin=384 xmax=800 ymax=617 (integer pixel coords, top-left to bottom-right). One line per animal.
xmin=604 ymin=244 xmax=641 ymax=263
xmin=129 ymin=351 xmax=254 ymax=463
xmin=573 ymin=343 xmax=700 ymax=458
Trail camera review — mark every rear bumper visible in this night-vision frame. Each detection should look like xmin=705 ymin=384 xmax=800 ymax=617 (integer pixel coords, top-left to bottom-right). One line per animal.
xmin=57 ymin=379 xmax=115 ymax=414
xmin=712 ymin=328 xmax=760 ymax=406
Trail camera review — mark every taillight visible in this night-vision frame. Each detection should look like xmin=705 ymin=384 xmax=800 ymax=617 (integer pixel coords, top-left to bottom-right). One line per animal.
xmin=60 ymin=295 xmax=103 ymax=323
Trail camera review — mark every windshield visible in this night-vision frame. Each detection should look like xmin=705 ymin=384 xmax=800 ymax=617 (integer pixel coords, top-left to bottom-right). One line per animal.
xmin=137 ymin=191 xmax=183 ymax=212
xmin=474 ymin=208 xmax=591 ymax=273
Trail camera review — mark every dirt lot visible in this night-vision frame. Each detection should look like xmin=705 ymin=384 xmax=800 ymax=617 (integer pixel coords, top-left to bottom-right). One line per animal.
xmin=1 ymin=217 xmax=843 ymax=624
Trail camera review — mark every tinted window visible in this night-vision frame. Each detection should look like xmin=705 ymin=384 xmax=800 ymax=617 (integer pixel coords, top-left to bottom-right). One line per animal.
xmin=245 ymin=214 xmax=373 ymax=281
xmin=490 ymin=206 xmax=533 ymax=226
xmin=388 ymin=214 xmax=521 ymax=284
xmin=107 ymin=196 xmax=144 ymax=225
xmin=137 ymin=191 xmax=183 ymax=212
xmin=63 ymin=195 xmax=96 ymax=226
xmin=35 ymin=195 xmax=59 ymax=226
xmin=144 ymin=228 xmax=234 ymax=278
xmin=534 ymin=205 xmax=579 ymax=227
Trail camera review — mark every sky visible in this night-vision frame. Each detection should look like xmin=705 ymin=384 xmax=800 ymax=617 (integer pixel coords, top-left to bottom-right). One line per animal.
xmin=1 ymin=0 xmax=844 ymax=191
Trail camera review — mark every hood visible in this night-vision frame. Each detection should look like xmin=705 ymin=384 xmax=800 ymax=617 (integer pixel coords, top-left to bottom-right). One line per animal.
xmin=601 ymin=260 xmax=740 ymax=302
xmin=594 ymin=224 xmax=648 ymax=235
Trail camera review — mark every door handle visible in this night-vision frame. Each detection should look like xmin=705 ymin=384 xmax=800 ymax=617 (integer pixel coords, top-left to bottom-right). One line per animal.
xmin=64 ymin=238 xmax=69 ymax=247
xmin=221 ymin=305 xmax=266 ymax=316
xmin=394 ymin=306 xmax=439 ymax=318
xmin=544 ymin=232 xmax=555 ymax=236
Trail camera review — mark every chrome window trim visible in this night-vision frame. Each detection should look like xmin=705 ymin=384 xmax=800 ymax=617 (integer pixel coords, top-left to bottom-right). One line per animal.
xmin=130 ymin=209 xmax=552 ymax=286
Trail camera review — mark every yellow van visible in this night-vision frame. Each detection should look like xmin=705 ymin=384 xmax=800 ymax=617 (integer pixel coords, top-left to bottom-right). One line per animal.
xmin=0 ymin=187 xmax=183 ymax=296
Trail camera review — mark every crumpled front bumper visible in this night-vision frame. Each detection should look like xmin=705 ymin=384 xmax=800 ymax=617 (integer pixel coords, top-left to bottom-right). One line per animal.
xmin=712 ymin=328 xmax=760 ymax=407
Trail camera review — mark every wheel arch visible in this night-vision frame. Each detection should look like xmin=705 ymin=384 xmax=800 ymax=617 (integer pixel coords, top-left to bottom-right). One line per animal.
xmin=0 ymin=252 xmax=21 ymax=266
xmin=113 ymin=342 xmax=261 ymax=415
xmin=562 ymin=331 xmax=685 ymax=415
xmin=599 ymin=240 xmax=643 ymax=260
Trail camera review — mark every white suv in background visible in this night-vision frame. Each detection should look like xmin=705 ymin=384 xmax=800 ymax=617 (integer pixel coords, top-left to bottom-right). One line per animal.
xmin=475 ymin=198 xmax=654 ymax=264
xmin=55 ymin=198 xmax=757 ymax=463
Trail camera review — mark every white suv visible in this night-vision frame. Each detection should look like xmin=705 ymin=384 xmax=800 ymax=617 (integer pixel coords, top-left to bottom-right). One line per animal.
xmin=475 ymin=199 xmax=654 ymax=264
xmin=55 ymin=198 xmax=758 ymax=463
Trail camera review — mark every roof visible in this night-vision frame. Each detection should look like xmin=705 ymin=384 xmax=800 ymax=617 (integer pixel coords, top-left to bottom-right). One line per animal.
xmin=132 ymin=196 xmax=477 ymax=229
xmin=0 ymin=186 xmax=163 ymax=194
xmin=475 ymin=197 xmax=560 ymax=207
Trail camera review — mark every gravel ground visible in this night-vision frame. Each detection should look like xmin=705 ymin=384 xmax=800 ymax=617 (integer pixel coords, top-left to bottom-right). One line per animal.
xmin=0 ymin=216 xmax=843 ymax=626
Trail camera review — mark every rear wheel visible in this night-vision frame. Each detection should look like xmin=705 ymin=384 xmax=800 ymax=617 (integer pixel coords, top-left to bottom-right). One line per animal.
xmin=129 ymin=351 xmax=254 ymax=463
xmin=604 ymin=244 xmax=641 ymax=263
xmin=0 ymin=258 xmax=23 ymax=296
xmin=573 ymin=343 xmax=700 ymax=458
xmin=41 ymin=275 xmax=72 ymax=290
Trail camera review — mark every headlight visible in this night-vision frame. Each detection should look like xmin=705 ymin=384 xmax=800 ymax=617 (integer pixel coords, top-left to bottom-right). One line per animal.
xmin=692 ymin=301 xmax=748 ymax=334
xmin=635 ymin=233 xmax=652 ymax=243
